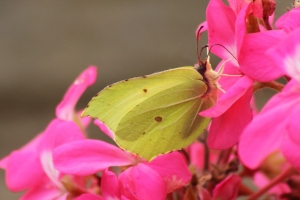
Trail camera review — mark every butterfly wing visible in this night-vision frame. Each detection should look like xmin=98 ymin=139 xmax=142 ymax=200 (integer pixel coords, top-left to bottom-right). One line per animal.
xmin=116 ymin=79 xmax=213 ymax=160
xmin=82 ymin=66 xmax=213 ymax=160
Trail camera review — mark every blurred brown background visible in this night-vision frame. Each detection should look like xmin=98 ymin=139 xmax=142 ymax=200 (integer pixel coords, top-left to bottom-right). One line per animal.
xmin=0 ymin=1 xmax=289 ymax=199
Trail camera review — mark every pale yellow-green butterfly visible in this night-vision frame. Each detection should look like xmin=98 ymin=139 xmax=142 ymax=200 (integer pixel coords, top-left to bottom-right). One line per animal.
xmin=81 ymin=46 xmax=224 ymax=161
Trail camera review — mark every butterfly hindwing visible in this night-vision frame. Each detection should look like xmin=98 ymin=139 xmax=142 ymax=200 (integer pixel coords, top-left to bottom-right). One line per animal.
xmin=116 ymin=80 xmax=213 ymax=160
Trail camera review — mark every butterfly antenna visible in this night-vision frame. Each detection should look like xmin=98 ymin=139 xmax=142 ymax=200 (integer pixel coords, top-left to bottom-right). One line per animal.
xmin=208 ymin=44 xmax=237 ymax=61
xmin=200 ymin=45 xmax=209 ymax=59
xmin=196 ymin=26 xmax=206 ymax=65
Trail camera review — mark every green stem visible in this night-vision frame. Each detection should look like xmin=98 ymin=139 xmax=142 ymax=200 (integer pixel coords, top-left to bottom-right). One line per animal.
xmin=254 ymin=81 xmax=285 ymax=92
xmin=248 ymin=165 xmax=297 ymax=200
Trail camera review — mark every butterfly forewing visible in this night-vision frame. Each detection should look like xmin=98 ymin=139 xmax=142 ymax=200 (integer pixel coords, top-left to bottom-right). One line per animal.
xmin=82 ymin=67 xmax=202 ymax=131
xmin=82 ymin=66 xmax=213 ymax=161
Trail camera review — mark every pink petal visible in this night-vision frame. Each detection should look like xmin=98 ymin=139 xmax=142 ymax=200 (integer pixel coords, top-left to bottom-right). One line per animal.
xmin=239 ymin=81 xmax=300 ymax=169
xmin=206 ymin=0 xmax=237 ymax=60
xmin=39 ymin=150 xmax=62 ymax=189
xmin=53 ymin=139 xmax=133 ymax=176
xmin=266 ymin=28 xmax=300 ymax=83
xmin=118 ymin=171 xmax=138 ymax=200
xmin=75 ymin=194 xmax=104 ymax=200
xmin=252 ymin=0 xmax=263 ymax=18
xmin=189 ymin=142 xmax=205 ymax=169
xmin=235 ymin=4 xmax=249 ymax=56
xmin=275 ymin=7 xmax=300 ymax=32
xmin=269 ymin=12 xmax=275 ymax=27
xmin=212 ymin=174 xmax=241 ymax=200
xmin=282 ymin=134 xmax=300 ymax=171
xmin=56 ymin=66 xmax=97 ymax=121
xmin=21 ymin=183 xmax=66 ymax=200
xmin=37 ymin=119 xmax=85 ymax=152
xmin=0 ymin=156 xmax=8 ymax=169
xmin=207 ymin=87 xmax=253 ymax=149
xmin=188 ymin=141 xmax=218 ymax=169
xmin=94 ymin=119 xmax=114 ymax=139
xmin=119 ymin=164 xmax=167 ymax=200
xmin=227 ymin=0 xmax=249 ymax=15
xmin=101 ymin=169 xmax=120 ymax=199
xmin=148 ymin=152 xmax=191 ymax=193
xmin=239 ymin=30 xmax=286 ymax=82
xmin=287 ymin=106 xmax=300 ymax=144
xmin=201 ymin=75 xmax=254 ymax=117
xmin=195 ymin=21 xmax=208 ymax=41
xmin=5 ymin=150 xmax=44 ymax=191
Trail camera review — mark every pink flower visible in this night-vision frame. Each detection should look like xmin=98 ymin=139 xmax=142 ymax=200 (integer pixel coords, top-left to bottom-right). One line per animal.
xmin=56 ymin=66 xmax=97 ymax=126
xmin=239 ymin=28 xmax=300 ymax=169
xmin=53 ymin=139 xmax=191 ymax=200
xmin=101 ymin=169 xmax=122 ymax=200
xmin=239 ymin=7 xmax=300 ymax=82
xmin=1 ymin=119 xmax=86 ymax=199
xmin=0 ymin=67 xmax=99 ymax=199
xmin=197 ymin=0 xmax=254 ymax=149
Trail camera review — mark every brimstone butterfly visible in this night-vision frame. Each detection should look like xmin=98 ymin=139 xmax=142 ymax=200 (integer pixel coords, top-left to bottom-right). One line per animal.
xmin=82 ymin=56 xmax=220 ymax=161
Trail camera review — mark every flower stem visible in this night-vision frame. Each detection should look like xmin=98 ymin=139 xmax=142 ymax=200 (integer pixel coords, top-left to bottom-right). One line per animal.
xmin=248 ymin=165 xmax=297 ymax=200
xmin=263 ymin=16 xmax=272 ymax=31
xmin=167 ymin=193 xmax=174 ymax=200
xmin=239 ymin=183 xmax=254 ymax=196
xmin=254 ymin=81 xmax=285 ymax=92
xmin=217 ymin=148 xmax=232 ymax=168
xmin=203 ymin=133 xmax=210 ymax=172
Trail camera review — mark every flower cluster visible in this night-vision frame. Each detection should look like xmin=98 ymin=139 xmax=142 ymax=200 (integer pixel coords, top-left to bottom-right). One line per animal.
xmin=2 ymin=0 xmax=300 ymax=199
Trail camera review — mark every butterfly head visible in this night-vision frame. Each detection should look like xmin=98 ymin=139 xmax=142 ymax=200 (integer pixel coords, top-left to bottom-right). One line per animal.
xmin=194 ymin=54 xmax=221 ymax=93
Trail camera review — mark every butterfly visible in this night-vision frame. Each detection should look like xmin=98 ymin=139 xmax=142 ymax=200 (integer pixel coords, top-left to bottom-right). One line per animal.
xmin=81 ymin=50 xmax=224 ymax=161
